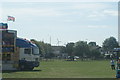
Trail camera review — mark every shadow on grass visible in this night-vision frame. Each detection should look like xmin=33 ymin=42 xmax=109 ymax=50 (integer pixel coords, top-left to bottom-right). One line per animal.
xmin=2 ymin=69 xmax=42 ymax=73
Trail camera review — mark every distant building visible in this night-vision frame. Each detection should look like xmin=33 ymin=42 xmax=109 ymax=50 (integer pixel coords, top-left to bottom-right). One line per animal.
xmin=88 ymin=42 xmax=101 ymax=50
xmin=88 ymin=42 xmax=96 ymax=46
xmin=52 ymin=46 xmax=68 ymax=58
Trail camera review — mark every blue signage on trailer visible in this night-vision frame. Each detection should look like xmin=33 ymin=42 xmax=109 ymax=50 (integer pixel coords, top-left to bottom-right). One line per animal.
xmin=0 ymin=23 xmax=8 ymax=29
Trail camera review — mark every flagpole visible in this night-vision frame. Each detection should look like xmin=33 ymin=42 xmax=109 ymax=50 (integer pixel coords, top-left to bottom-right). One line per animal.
xmin=6 ymin=16 xmax=9 ymax=29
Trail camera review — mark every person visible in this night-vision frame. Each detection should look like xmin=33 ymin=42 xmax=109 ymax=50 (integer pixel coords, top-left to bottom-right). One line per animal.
xmin=117 ymin=59 xmax=120 ymax=69
xmin=110 ymin=59 xmax=115 ymax=70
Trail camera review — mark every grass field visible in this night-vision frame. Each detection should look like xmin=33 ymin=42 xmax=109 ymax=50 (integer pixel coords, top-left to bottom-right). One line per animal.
xmin=2 ymin=60 xmax=116 ymax=78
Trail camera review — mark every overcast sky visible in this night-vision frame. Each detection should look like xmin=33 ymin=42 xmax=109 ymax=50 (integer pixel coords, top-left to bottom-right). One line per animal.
xmin=0 ymin=2 xmax=118 ymax=46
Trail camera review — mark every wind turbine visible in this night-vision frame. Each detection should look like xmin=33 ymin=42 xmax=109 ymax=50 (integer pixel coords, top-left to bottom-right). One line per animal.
xmin=57 ymin=38 xmax=61 ymax=46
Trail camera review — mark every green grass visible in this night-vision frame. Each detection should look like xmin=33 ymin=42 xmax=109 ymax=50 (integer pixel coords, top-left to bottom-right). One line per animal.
xmin=2 ymin=60 xmax=116 ymax=78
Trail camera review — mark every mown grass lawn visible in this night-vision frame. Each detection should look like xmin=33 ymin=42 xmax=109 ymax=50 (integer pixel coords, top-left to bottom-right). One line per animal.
xmin=2 ymin=60 xmax=116 ymax=78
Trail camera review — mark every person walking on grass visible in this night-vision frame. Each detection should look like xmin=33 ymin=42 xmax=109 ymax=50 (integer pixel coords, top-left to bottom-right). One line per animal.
xmin=110 ymin=59 xmax=115 ymax=70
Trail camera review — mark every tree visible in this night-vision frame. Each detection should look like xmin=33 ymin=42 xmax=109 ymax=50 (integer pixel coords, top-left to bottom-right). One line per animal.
xmin=30 ymin=39 xmax=54 ymax=58
xmin=102 ymin=37 xmax=118 ymax=59
xmin=44 ymin=43 xmax=54 ymax=59
xmin=88 ymin=42 xmax=102 ymax=59
xmin=60 ymin=46 xmax=66 ymax=53
xmin=30 ymin=39 xmax=42 ymax=54
xmin=90 ymin=49 xmax=101 ymax=60
xmin=102 ymin=37 xmax=119 ymax=52
xmin=74 ymin=41 xmax=90 ymax=58
xmin=66 ymin=42 xmax=74 ymax=56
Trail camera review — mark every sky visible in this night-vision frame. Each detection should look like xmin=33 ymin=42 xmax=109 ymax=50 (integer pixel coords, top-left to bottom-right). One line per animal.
xmin=0 ymin=1 xmax=118 ymax=46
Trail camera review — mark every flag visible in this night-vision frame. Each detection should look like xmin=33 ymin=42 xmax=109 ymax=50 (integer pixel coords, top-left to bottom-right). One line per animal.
xmin=7 ymin=16 xmax=15 ymax=22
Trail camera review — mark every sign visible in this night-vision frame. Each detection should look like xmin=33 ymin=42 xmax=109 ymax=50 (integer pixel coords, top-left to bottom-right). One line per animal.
xmin=0 ymin=23 xmax=8 ymax=29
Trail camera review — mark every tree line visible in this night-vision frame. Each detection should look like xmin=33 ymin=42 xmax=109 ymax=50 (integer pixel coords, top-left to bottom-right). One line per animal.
xmin=30 ymin=36 xmax=119 ymax=60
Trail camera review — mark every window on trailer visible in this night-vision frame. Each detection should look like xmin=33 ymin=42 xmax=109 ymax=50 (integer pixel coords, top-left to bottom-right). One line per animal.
xmin=24 ymin=48 xmax=31 ymax=54
xmin=32 ymin=47 xmax=39 ymax=55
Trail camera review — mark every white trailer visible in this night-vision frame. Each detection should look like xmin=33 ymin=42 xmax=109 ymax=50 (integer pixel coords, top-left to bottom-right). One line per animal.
xmin=16 ymin=38 xmax=40 ymax=70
